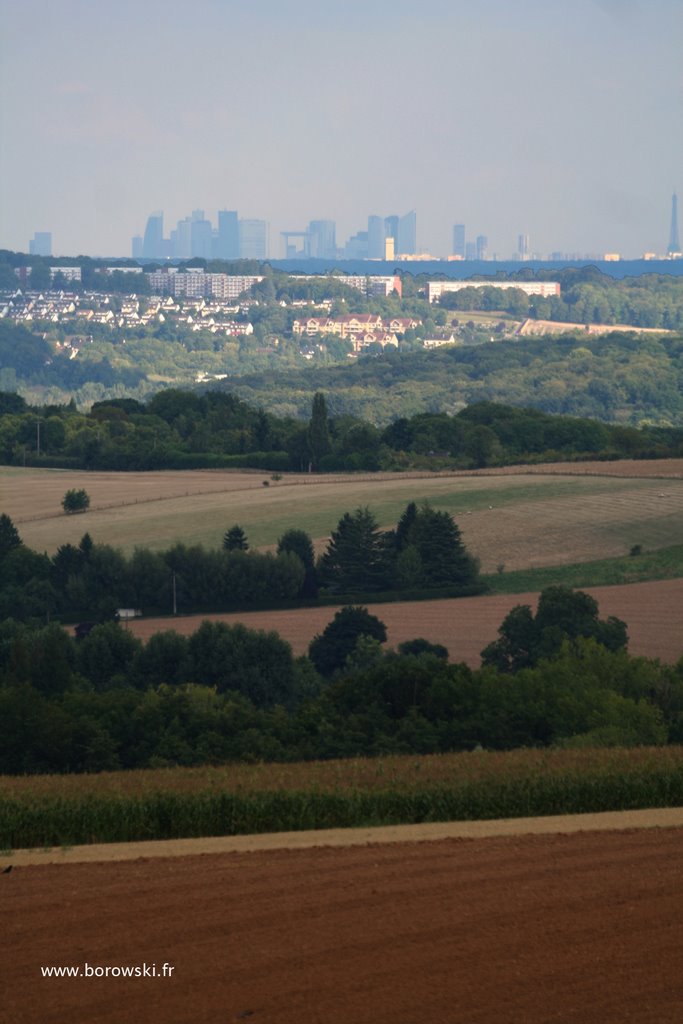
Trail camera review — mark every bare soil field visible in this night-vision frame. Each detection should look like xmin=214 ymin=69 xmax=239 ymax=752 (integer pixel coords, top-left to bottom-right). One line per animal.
xmin=4 ymin=826 xmax=682 ymax=1024
xmin=4 ymin=461 xmax=683 ymax=570
xmin=130 ymin=576 xmax=683 ymax=665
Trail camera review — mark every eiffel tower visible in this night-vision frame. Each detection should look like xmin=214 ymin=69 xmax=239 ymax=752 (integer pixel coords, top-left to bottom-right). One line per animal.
xmin=668 ymin=192 xmax=680 ymax=254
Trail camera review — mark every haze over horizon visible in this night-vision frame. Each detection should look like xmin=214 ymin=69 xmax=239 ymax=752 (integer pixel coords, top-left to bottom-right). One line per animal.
xmin=0 ymin=0 xmax=681 ymax=259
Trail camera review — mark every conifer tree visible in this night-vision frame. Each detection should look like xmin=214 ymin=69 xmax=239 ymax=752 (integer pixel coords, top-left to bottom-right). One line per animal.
xmin=318 ymin=507 xmax=391 ymax=592
xmin=307 ymin=391 xmax=331 ymax=470
xmin=223 ymin=525 xmax=249 ymax=551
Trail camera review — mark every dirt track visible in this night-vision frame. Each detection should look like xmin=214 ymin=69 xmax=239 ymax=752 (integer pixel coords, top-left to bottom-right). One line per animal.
xmin=129 ymin=576 xmax=683 ymax=665
xmin=3 ymin=826 xmax=682 ymax=1024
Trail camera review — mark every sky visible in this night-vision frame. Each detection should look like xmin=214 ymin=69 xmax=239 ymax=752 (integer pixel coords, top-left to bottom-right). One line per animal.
xmin=0 ymin=0 xmax=681 ymax=259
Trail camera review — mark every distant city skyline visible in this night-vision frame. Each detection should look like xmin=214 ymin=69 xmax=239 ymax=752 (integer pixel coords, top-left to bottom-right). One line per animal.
xmin=1 ymin=1 xmax=681 ymax=258
xmin=122 ymin=196 xmax=682 ymax=262
xmin=25 ymin=193 xmax=683 ymax=262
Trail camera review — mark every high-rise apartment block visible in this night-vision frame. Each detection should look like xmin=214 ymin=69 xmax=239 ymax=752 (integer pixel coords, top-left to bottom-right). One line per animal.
xmin=148 ymin=269 xmax=264 ymax=299
xmin=427 ymin=280 xmax=560 ymax=302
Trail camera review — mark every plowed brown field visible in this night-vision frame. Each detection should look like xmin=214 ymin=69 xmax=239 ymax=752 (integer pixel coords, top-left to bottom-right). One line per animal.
xmin=129 ymin=576 xmax=683 ymax=665
xmin=4 ymin=827 xmax=683 ymax=1024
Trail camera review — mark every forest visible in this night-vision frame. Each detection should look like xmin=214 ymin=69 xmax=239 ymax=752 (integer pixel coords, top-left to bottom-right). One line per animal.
xmin=1 ymin=389 xmax=682 ymax=476
xmin=1 ymin=588 xmax=681 ymax=775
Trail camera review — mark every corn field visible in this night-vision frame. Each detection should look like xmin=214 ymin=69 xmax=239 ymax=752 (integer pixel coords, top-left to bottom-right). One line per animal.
xmin=2 ymin=746 xmax=683 ymax=850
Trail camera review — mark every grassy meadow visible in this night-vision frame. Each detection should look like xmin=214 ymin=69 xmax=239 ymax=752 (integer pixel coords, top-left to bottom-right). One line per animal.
xmin=483 ymin=544 xmax=683 ymax=593
xmin=4 ymin=464 xmax=683 ymax=574
xmin=2 ymin=747 xmax=683 ymax=849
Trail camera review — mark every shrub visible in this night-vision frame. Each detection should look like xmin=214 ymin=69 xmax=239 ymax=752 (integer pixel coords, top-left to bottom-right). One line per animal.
xmin=62 ymin=488 xmax=90 ymax=514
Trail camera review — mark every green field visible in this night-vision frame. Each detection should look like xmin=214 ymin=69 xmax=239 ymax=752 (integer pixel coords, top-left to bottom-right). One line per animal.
xmin=484 ymin=544 xmax=683 ymax=593
xmin=5 ymin=465 xmax=683 ymax=574
xmin=2 ymin=747 xmax=682 ymax=849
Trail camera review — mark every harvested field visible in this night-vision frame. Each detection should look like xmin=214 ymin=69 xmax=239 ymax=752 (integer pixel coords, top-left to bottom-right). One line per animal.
xmin=3 ymin=826 xmax=683 ymax=1024
xmin=4 ymin=461 xmax=683 ymax=572
xmin=129 ymin=576 xmax=683 ymax=665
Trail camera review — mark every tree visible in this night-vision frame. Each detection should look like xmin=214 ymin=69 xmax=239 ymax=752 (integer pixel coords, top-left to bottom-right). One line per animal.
xmin=308 ymin=605 xmax=387 ymax=676
xmin=398 ymin=638 xmax=449 ymax=660
xmin=318 ymin=507 xmax=391 ymax=593
xmin=0 ymin=513 xmax=21 ymax=562
xmin=481 ymin=585 xmax=628 ymax=672
xmin=62 ymin=488 xmax=90 ymax=514
xmin=277 ymin=528 xmax=314 ymax=569
xmin=307 ymin=391 xmax=331 ymax=470
xmin=277 ymin=527 xmax=317 ymax=597
xmin=187 ymin=619 xmax=296 ymax=707
xmin=398 ymin=504 xmax=478 ymax=588
xmin=75 ymin=621 xmax=143 ymax=691
xmin=133 ymin=629 xmax=191 ymax=688
xmin=223 ymin=525 xmax=249 ymax=551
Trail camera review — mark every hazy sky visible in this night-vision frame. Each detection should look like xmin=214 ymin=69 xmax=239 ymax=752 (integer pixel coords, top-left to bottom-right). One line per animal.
xmin=1 ymin=0 xmax=681 ymax=258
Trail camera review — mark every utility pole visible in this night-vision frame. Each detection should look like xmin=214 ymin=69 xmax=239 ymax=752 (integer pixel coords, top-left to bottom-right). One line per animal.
xmin=172 ymin=571 xmax=177 ymax=615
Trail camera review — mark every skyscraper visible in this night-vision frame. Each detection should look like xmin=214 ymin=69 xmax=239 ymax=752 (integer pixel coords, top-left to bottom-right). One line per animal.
xmin=29 ymin=231 xmax=52 ymax=256
xmin=517 ymin=234 xmax=530 ymax=260
xmin=344 ymin=231 xmax=368 ymax=259
xmin=384 ymin=215 xmax=399 ymax=246
xmin=668 ymin=192 xmax=680 ymax=255
xmin=306 ymin=220 xmax=336 ymax=259
xmin=397 ymin=211 xmax=416 ymax=255
xmin=367 ymin=216 xmax=385 ymax=259
xmin=452 ymin=224 xmax=465 ymax=258
xmin=476 ymin=235 xmax=488 ymax=261
xmin=239 ymin=219 xmax=267 ymax=259
xmin=217 ymin=210 xmax=239 ymax=259
xmin=190 ymin=211 xmax=212 ymax=259
xmin=142 ymin=212 xmax=164 ymax=259
xmin=174 ymin=217 xmax=192 ymax=259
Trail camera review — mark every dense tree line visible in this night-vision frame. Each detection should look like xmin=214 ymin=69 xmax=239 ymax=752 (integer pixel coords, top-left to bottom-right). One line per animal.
xmin=2 ymin=388 xmax=682 ymax=476
xmin=0 ymin=501 xmax=479 ymax=625
xmin=0 ymin=516 xmax=306 ymax=622
xmin=0 ymin=589 xmax=681 ymax=774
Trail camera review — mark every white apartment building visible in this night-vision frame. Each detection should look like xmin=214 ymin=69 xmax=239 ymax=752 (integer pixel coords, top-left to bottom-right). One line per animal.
xmin=427 ymin=280 xmax=561 ymax=302
xmin=147 ymin=271 xmax=263 ymax=299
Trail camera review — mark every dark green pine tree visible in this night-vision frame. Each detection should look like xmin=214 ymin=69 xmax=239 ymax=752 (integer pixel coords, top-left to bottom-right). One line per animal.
xmin=223 ymin=525 xmax=249 ymax=551
xmin=0 ymin=513 xmax=22 ymax=562
xmin=408 ymin=505 xmax=477 ymax=587
xmin=318 ymin=507 xmax=391 ymax=592
xmin=307 ymin=391 xmax=331 ymax=470
xmin=394 ymin=501 xmax=418 ymax=551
